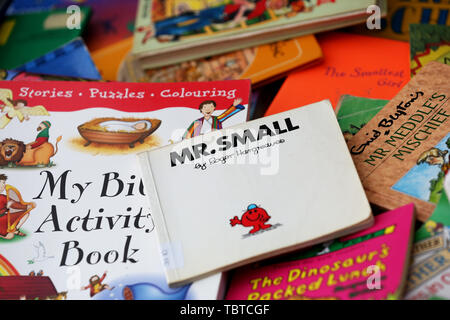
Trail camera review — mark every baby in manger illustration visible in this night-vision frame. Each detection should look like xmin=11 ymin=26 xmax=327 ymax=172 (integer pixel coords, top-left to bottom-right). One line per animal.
xmin=97 ymin=119 xmax=153 ymax=132
xmin=0 ymin=174 xmax=35 ymax=240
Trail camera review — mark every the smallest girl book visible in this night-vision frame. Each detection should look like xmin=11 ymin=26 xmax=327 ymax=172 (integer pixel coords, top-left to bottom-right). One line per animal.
xmin=138 ymin=100 xmax=373 ymax=287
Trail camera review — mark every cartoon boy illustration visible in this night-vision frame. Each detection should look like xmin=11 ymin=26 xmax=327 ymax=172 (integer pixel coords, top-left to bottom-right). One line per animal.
xmin=0 ymin=174 xmax=35 ymax=239
xmin=183 ymin=98 xmax=245 ymax=139
xmin=81 ymin=272 xmax=114 ymax=297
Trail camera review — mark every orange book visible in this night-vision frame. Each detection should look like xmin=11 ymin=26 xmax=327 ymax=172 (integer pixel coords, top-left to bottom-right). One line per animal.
xmin=91 ymin=37 xmax=133 ymax=81
xmin=119 ymin=35 xmax=322 ymax=87
xmin=265 ymin=32 xmax=411 ymax=116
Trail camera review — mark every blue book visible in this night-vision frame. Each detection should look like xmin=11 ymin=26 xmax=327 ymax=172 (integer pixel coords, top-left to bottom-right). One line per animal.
xmin=15 ymin=37 xmax=101 ymax=80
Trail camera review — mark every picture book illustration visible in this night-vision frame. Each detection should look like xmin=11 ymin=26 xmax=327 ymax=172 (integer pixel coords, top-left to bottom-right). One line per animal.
xmin=0 ymin=79 xmax=250 ymax=300
xmin=410 ymin=24 xmax=450 ymax=76
xmin=139 ymin=0 xmax=318 ymax=45
xmin=75 ymin=117 xmax=162 ymax=153
xmin=0 ymin=174 xmax=35 ymax=241
xmin=392 ymin=133 xmax=450 ymax=205
xmin=230 ymin=204 xmax=274 ymax=236
xmin=183 ymin=98 xmax=244 ymax=139
xmin=0 ymin=89 xmax=49 ymax=129
xmin=225 ymin=204 xmax=415 ymax=300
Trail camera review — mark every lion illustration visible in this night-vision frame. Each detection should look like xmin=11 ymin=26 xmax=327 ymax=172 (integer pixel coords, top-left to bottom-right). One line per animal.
xmin=0 ymin=139 xmax=26 ymax=166
xmin=0 ymin=136 xmax=61 ymax=167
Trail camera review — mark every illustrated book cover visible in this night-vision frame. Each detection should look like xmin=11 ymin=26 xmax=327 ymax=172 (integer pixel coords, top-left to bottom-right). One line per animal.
xmin=225 ymin=203 xmax=416 ymax=300
xmin=138 ymin=99 xmax=373 ymax=287
xmin=132 ymin=0 xmax=386 ymax=69
xmin=410 ymin=23 xmax=450 ymax=76
xmin=346 ymin=61 xmax=450 ymax=222
xmin=120 ymin=34 xmax=322 ymax=86
xmin=0 ymin=79 xmax=250 ymax=300
xmin=265 ymin=32 xmax=410 ymax=116
xmin=406 ymin=190 xmax=450 ymax=300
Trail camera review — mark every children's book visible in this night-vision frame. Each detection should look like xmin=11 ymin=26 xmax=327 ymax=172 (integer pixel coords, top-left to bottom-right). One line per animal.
xmin=132 ymin=0 xmax=386 ymax=69
xmin=0 ymin=79 xmax=250 ymax=300
xmin=335 ymin=95 xmax=388 ymax=142
xmin=265 ymin=32 xmax=410 ymax=116
xmin=15 ymin=38 xmax=101 ymax=80
xmin=410 ymin=24 xmax=450 ymax=76
xmin=351 ymin=0 xmax=450 ymax=42
xmin=0 ymin=7 xmax=91 ymax=69
xmin=225 ymin=203 xmax=415 ymax=300
xmin=138 ymin=100 xmax=373 ymax=287
xmin=347 ymin=61 xmax=450 ymax=222
xmin=120 ymin=34 xmax=322 ymax=86
xmin=405 ymin=191 xmax=450 ymax=300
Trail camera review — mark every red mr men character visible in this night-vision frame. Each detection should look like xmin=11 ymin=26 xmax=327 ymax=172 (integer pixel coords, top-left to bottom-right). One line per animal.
xmin=230 ymin=204 xmax=272 ymax=234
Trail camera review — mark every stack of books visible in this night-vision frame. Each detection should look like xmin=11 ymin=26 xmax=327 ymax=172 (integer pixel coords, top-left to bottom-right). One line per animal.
xmin=0 ymin=0 xmax=449 ymax=303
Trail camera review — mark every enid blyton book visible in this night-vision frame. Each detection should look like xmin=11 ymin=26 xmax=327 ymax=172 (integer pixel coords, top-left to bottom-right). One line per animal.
xmin=225 ymin=203 xmax=415 ymax=300
xmin=0 ymin=79 xmax=250 ymax=300
xmin=410 ymin=24 xmax=450 ymax=76
xmin=347 ymin=61 xmax=450 ymax=222
xmin=138 ymin=100 xmax=373 ymax=287
xmin=132 ymin=0 xmax=385 ymax=69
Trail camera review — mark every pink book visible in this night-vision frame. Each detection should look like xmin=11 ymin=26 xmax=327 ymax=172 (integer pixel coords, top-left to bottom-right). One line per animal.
xmin=225 ymin=204 xmax=415 ymax=300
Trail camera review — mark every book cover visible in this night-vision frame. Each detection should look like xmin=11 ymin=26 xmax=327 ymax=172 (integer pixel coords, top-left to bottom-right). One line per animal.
xmin=406 ymin=191 xmax=450 ymax=300
xmin=0 ymin=7 xmax=91 ymax=69
xmin=225 ymin=204 xmax=415 ymax=300
xmin=0 ymin=79 xmax=250 ymax=300
xmin=120 ymin=34 xmax=322 ymax=86
xmin=265 ymin=32 xmax=410 ymax=116
xmin=410 ymin=24 xmax=450 ymax=76
xmin=15 ymin=38 xmax=101 ymax=80
xmin=335 ymin=95 xmax=388 ymax=142
xmin=133 ymin=0 xmax=384 ymax=69
xmin=138 ymin=100 xmax=373 ymax=287
xmin=346 ymin=61 xmax=450 ymax=222
xmin=351 ymin=0 xmax=450 ymax=42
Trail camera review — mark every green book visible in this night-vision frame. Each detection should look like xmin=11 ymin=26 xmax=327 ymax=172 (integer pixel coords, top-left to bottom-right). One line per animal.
xmin=335 ymin=94 xmax=388 ymax=142
xmin=0 ymin=7 xmax=91 ymax=69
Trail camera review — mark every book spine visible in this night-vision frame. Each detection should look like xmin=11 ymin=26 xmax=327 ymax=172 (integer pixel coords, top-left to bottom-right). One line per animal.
xmin=137 ymin=151 xmax=180 ymax=284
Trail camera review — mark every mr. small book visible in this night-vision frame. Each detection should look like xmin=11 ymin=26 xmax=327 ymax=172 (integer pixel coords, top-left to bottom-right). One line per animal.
xmin=138 ymin=100 xmax=373 ymax=287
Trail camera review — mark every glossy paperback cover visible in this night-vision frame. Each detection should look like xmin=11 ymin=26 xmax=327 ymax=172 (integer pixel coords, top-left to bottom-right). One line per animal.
xmin=226 ymin=204 xmax=415 ymax=300
xmin=0 ymin=79 xmax=250 ymax=299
